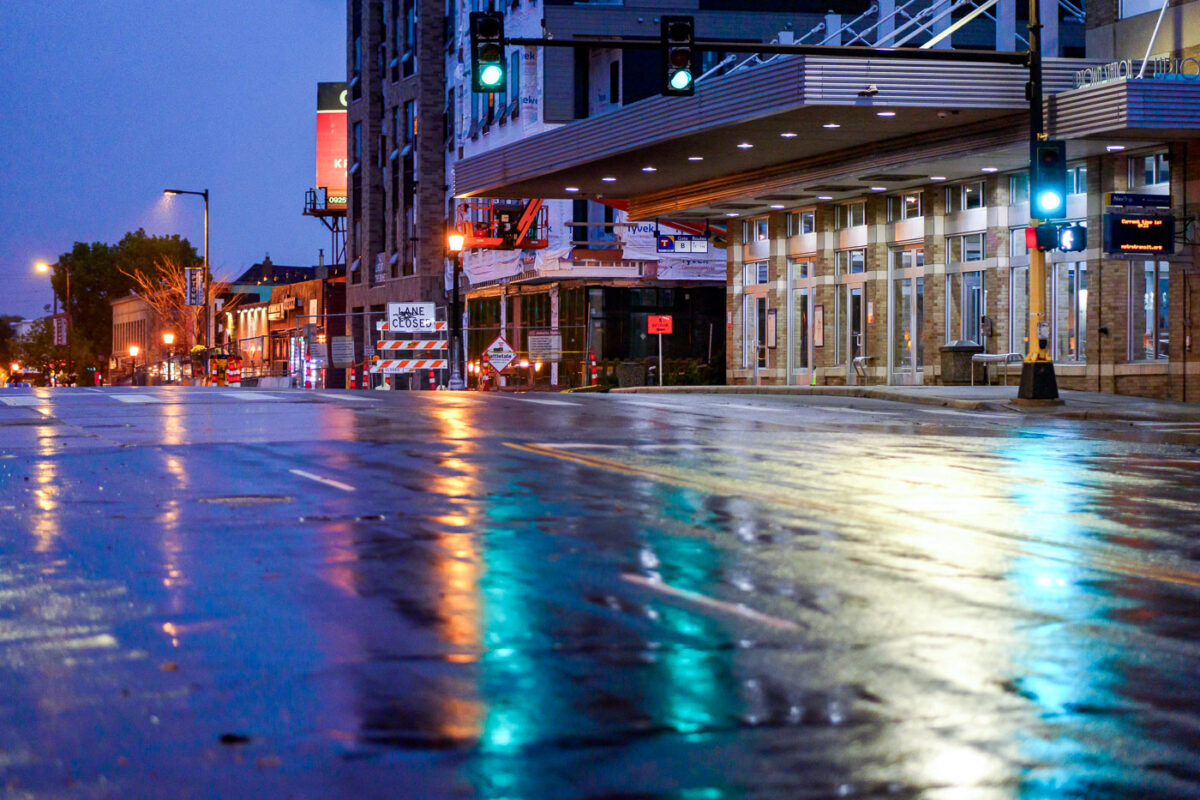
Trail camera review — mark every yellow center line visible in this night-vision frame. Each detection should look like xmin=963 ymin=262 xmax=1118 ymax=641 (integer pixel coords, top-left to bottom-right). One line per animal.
xmin=503 ymin=441 xmax=1200 ymax=590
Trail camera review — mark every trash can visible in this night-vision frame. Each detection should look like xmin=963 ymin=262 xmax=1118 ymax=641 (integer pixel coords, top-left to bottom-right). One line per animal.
xmin=616 ymin=361 xmax=646 ymax=388
xmin=939 ymin=341 xmax=984 ymax=385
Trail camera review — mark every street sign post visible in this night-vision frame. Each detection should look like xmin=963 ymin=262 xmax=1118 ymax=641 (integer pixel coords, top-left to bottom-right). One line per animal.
xmin=484 ymin=336 xmax=517 ymax=374
xmin=648 ymin=315 xmax=672 ymax=386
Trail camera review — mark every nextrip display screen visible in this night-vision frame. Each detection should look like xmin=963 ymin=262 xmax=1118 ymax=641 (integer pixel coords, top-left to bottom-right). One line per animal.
xmin=1103 ymin=213 xmax=1175 ymax=255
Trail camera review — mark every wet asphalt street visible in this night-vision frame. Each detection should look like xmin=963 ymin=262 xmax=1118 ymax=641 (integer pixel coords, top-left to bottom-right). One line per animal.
xmin=2 ymin=386 xmax=1200 ymax=799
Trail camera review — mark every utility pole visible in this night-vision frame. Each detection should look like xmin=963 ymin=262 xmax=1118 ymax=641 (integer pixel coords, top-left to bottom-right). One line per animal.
xmin=1018 ymin=0 xmax=1060 ymax=402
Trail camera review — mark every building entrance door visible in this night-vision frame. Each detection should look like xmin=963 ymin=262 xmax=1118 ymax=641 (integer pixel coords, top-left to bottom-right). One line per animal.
xmin=843 ymin=284 xmax=866 ymax=384
xmin=889 ymin=247 xmax=925 ymax=385
xmin=787 ymin=259 xmax=815 ymax=385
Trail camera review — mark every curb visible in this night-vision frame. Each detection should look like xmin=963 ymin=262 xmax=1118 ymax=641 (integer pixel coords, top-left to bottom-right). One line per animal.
xmin=610 ymin=385 xmax=1200 ymax=422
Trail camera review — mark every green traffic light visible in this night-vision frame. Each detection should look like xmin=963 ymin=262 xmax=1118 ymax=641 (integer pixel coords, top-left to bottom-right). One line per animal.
xmin=1037 ymin=190 xmax=1063 ymax=214
xmin=669 ymin=69 xmax=692 ymax=91
xmin=480 ymin=64 xmax=504 ymax=87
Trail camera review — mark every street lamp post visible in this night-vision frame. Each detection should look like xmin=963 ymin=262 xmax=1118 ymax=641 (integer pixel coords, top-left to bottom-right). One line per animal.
xmin=162 ymin=332 xmax=176 ymax=384
xmin=35 ymin=261 xmax=71 ymax=384
xmin=163 ymin=189 xmax=210 ymax=350
xmin=447 ymin=232 xmax=466 ymax=391
xmin=128 ymin=345 xmax=140 ymax=385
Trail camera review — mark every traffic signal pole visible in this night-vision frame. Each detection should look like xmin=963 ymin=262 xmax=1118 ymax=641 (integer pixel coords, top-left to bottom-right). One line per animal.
xmin=1018 ymin=0 xmax=1060 ymax=402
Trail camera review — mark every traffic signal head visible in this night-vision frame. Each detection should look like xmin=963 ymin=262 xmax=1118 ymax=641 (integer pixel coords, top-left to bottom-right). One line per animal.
xmin=660 ymin=16 xmax=695 ymax=96
xmin=1031 ymin=139 xmax=1067 ymax=219
xmin=470 ymin=12 xmax=506 ymax=93
xmin=1025 ymin=222 xmax=1086 ymax=252
xmin=1057 ymin=223 xmax=1087 ymax=252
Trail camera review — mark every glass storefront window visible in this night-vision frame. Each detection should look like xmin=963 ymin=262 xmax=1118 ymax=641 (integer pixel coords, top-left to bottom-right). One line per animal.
xmin=743 ymin=261 xmax=768 ymax=286
xmin=1010 ymin=266 xmax=1029 ymax=356
xmin=1054 ymin=262 xmax=1087 ymax=361
xmin=947 ymin=270 xmax=986 ymax=344
xmin=836 ymin=249 xmax=865 ymax=276
xmin=1130 ymin=260 xmax=1169 ymax=360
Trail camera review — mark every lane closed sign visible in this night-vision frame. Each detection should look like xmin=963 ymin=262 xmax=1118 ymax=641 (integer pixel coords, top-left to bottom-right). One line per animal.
xmin=387 ymin=302 xmax=436 ymax=331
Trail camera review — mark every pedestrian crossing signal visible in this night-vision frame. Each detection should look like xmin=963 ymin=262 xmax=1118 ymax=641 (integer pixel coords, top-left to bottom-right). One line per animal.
xmin=660 ymin=16 xmax=695 ymax=96
xmin=470 ymin=12 xmax=506 ymax=93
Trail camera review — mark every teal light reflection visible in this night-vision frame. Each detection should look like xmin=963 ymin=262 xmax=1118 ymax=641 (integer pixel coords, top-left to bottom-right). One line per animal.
xmin=998 ymin=435 xmax=1133 ymax=798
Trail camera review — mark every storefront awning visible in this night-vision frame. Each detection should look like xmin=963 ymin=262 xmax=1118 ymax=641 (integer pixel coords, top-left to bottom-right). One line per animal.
xmin=454 ymin=55 xmax=1121 ymax=220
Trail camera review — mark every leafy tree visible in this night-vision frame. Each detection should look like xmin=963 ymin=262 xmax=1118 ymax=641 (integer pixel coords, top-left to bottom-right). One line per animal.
xmin=0 ymin=315 xmax=20 ymax=368
xmin=14 ymin=318 xmax=56 ymax=377
xmin=50 ymin=229 xmax=199 ymax=377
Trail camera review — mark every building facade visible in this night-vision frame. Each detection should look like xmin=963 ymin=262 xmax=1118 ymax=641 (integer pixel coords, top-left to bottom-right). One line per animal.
xmin=345 ymin=0 xmax=449 ymax=375
xmin=453 ymin=0 xmax=1200 ymax=402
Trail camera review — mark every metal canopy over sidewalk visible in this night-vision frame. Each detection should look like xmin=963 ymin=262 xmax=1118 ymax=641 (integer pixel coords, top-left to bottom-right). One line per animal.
xmin=453 ymin=54 xmax=1121 ymax=220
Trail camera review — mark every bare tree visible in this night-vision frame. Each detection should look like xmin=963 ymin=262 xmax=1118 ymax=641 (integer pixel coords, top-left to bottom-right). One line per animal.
xmin=119 ymin=258 xmax=242 ymax=349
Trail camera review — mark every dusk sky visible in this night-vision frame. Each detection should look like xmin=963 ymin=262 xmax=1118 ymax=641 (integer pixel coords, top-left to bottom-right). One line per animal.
xmin=0 ymin=1 xmax=345 ymax=320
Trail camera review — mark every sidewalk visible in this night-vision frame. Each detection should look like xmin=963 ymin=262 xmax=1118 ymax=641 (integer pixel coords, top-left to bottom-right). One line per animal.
xmin=611 ymin=384 xmax=1200 ymax=422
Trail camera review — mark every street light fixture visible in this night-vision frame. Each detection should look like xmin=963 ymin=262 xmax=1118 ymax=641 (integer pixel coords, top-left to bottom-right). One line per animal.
xmin=164 ymin=188 xmax=210 ymax=349
xmin=35 ymin=260 xmax=72 ymax=383
xmin=447 ymin=231 xmax=467 ymax=391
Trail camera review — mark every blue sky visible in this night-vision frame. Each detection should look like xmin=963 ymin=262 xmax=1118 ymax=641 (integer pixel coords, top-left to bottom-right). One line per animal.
xmin=0 ymin=1 xmax=345 ymax=320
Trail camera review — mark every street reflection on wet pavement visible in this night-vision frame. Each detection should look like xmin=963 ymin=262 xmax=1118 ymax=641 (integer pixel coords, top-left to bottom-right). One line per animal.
xmin=1 ymin=387 xmax=1199 ymax=798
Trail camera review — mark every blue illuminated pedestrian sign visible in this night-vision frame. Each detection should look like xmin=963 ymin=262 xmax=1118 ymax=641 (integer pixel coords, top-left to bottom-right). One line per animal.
xmin=656 ymin=234 xmax=708 ymax=253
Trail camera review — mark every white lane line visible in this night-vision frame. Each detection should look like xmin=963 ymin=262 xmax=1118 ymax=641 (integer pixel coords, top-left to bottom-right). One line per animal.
xmin=316 ymin=392 xmax=381 ymax=402
xmin=289 ymin=469 xmax=357 ymax=492
xmin=1133 ymin=421 xmax=1200 ymax=428
xmin=621 ymin=573 xmax=802 ymax=632
xmin=109 ymin=394 xmax=162 ymax=404
xmin=511 ymin=397 xmax=575 ymax=407
xmin=806 ymin=406 xmax=893 ymax=416
xmin=222 ymin=392 xmax=280 ymax=401
xmin=920 ymin=409 xmax=1013 ymax=420
xmin=0 ymin=397 xmax=46 ymax=407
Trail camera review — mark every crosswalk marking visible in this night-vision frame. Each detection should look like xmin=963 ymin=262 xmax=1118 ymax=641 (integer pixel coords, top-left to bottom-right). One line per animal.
xmin=0 ymin=397 xmax=44 ymax=407
xmin=110 ymin=394 xmax=162 ymax=404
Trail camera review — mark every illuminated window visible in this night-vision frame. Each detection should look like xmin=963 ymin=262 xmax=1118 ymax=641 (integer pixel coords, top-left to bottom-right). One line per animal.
xmin=946 ymin=181 xmax=986 ymax=212
xmin=887 ymin=192 xmax=922 ymax=221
